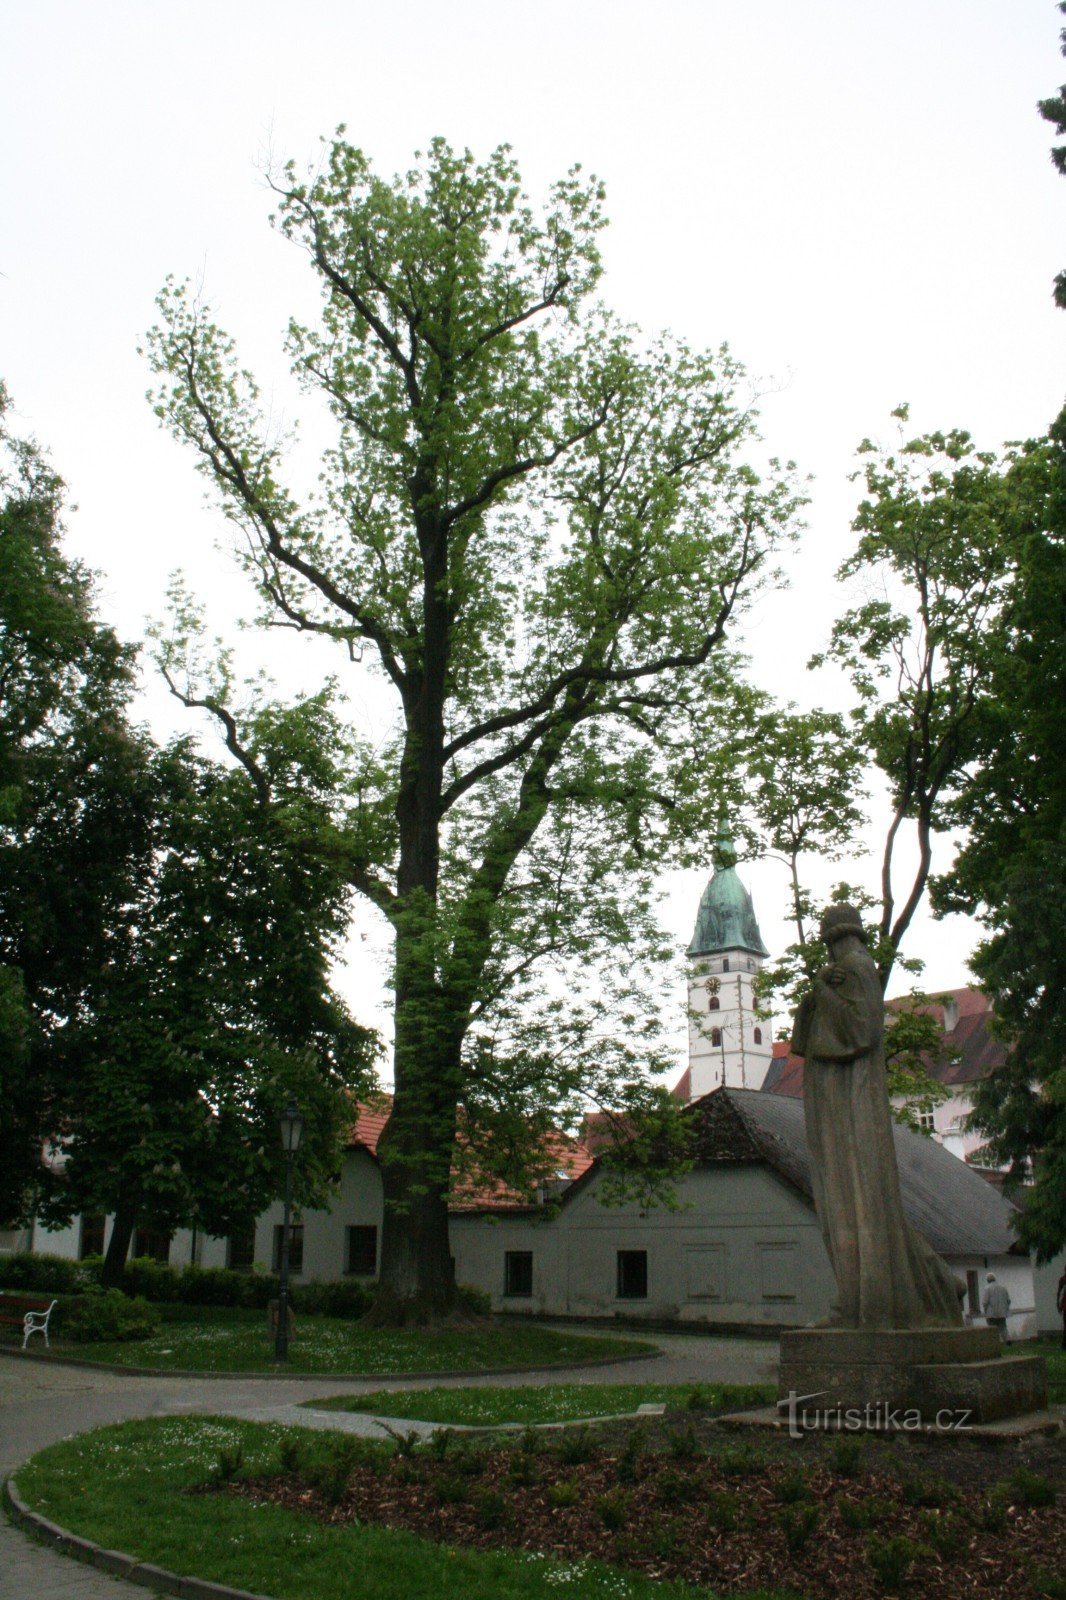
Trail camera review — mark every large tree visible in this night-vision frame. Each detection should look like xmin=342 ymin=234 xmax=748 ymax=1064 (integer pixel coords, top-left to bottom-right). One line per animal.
xmin=0 ymin=387 xmax=378 ymax=1269
xmin=806 ymin=410 xmax=1016 ymax=990
xmin=933 ymin=412 xmax=1066 ymax=1258
xmin=145 ymin=137 xmax=803 ymax=1319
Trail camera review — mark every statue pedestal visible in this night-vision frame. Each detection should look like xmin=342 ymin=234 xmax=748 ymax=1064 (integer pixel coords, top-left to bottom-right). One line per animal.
xmin=779 ymin=1327 xmax=1048 ymax=1427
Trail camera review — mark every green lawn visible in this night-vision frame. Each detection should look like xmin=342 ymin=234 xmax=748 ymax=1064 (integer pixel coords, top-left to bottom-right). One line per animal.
xmin=4 ymin=1305 xmax=654 ymax=1376
xmin=1032 ymin=1339 xmax=1065 ymax=1405
xmin=305 ymin=1381 xmax=776 ymax=1426
xmin=9 ymin=1417 xmax=781 ymax=1600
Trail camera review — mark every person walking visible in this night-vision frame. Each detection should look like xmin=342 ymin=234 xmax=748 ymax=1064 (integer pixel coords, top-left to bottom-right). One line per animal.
xmin=982 ymin=1272 xmax=1011 ymax=1340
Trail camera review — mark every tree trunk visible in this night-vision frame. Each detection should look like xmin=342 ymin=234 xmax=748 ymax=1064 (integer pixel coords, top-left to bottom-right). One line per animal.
xmin=101 ymin=1202 xmax=136 ymax=1287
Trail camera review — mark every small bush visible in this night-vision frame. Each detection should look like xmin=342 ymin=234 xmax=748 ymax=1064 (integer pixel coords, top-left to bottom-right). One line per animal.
xmin=427 ymin=1428 xmax=453 ymax=1461
xmin=517 ymin=1424 xmax=541 ymax=1455
xmin=920 ymin=1510 xmax=966 ymax=1559
xmin=1010 ymin=1467 xmax=1056 ymax=1508
xmin=839 ymin=1495 xmax=892 ymax=1531
xmin=452 ymin=1445 xmax=488 ymax=1478
xmin=123 ymin=1257 xmax=183 ymax=1303
xmin=594 ymin=1491 xmax=629 ymax=1531
xmin=210 ymin=1444 xmax=244 ymax=1486
xmin=556 ymin=1426 xmax=595 ymax=1466
xmin=775 ymin=1468 xmax=812 ymax=1505
xmin=656 ymin=1468 xmax=699 ymax=1506
xmin=615 ymin=1420 xmax=648 ymax=1483
xmin=777 ymin=1503 xmax=820 ymax=1554
xmin=455 ymin=1282 xmax=491 ymax=1318
xmin=717 ymin=1445 xmax=763 ymax=1478
xmin=548 ymin=1477 xmax=580 ymax=1508
xmin=1032 ymin=1567 xmax=1066 ymax=1600
xmin=706 ymin=1490 xmax=740 ymax=1532
xmin=900 ymin=1475 xmax=953 ymax=1509
xmin=979 ymin=1484 xmax=1011 ymax=1533
xmin=829 ymin=1437 xmax=863 ymax=1477
xmin=666 ymin=1423 xmax=701 ymax=1461
xmin=867 ymin=1533 xmax=922 ymax=1590
xmin=434 ymin=1475 xmax=469 ymax=1505
xmin=278 ymin=1436 xmax=302 ymax=1475
xmin=474 ymin=1488 xmax=509 ymax=1530
xmin=293 ymin=1277 xmax=373 ymax=1320
xmin=507 ymin=1451 xmax=538 ymax=1486
xmin=307 ymin=1438 xmax=362 ymax=1505
xmin=65 ymin=1289 xmax=160 ymax=1343
xmin=0 ymin=1252 xmax=83 ymax=1294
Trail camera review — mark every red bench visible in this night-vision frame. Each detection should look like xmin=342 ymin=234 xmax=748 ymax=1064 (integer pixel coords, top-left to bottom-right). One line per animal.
xmin=0 ymin=1293 xmax=58 ymax=1348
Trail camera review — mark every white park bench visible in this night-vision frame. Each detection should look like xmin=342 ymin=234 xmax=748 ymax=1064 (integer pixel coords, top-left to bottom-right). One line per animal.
xmin=0 ymin=1294 xmax=59 ymax=1348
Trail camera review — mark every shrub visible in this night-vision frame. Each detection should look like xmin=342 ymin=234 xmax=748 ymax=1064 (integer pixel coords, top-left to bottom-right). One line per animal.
xmin=428 ymin=1428 xmax=454 ymax=1461
xmin=452 ymin=1445 xmax=488 ymax=1478
xmin=866 ymin=1533 xmax=922 ymax=1590
xmin=434 ymin=1475 xmax=469 ymax=1505
xmin=65 ymin=1289 xmax=160 ymax=1343
xmin=0 ymin=1252 xmax=83 ymax=1293
xmin=455 ymin=1282 xmax=492 ymax=1318
xmin=278 ymin=1436 xmax=302 ymax=1475
xmin=656 ymin=1469 xmax=699 ymax=1506
xmin=556 ymin=1426 xmax=595 ymax=1466
xmin=839 ymin=1495 xmax=892 ymax=1531
xmin=211 ymin=1443 xmax=244 ymax=1486
xmin=666 ymin=1423 xmax=701 ymax=1461
xmin=706 ymin=1490 xmax=740 ymax=1532
xmin=900 ymin=1476 xmax=953 ymax=1509
xmin=717 ymin=1445 xmax=763 ymax=1477
xmin=615 ymin=1420 xmax=648 ymax=1482
xmin=829 ymin=1437 xmax=863 ymax=1477
xmin=920 ymin=1510 xmax=966 ymax=1559
xmin=1010 ymin=1467 xmax=1056 ymax=1508
xmin=775 ymin=1468 xmax=812 ymax=1505
xmin=777 ymin=1503 xmax=820 ymax=1554
xmin=979 ymin=1484 xmax=1011 ymax=1532
xmin=594 ymin=1491 xmax=629 ymax=1531
xmin=292 ymin=1278 xmax=373 ymax=1320
xmin=122 ymin=1257 xmax=183 ymax=1302
xmin=474 ymin=1489 xmax=509 ymax=1529
xmin=307 ymin=1438 xmax=363 ymax=1505
xmin=507 ymin=1451 xmax=538 ymax=1486
xmin=547 ymin=1478 xmax=580 ymax=1508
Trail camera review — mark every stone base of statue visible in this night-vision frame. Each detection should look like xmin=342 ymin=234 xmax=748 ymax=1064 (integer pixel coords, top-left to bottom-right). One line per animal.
xmin=779 ymin=1326 xmax=1048 ymax=1427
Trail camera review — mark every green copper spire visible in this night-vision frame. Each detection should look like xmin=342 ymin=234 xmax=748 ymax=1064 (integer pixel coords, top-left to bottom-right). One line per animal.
xmin=688 ymin=809 xmax=768 ymax=958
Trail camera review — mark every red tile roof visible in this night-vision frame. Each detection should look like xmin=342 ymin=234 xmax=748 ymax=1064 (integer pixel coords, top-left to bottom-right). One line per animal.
xmin=759 ymin=986 xmax=1006 ymax=1100
xmin=346 ymin=1098 xmax=593 ymax=1213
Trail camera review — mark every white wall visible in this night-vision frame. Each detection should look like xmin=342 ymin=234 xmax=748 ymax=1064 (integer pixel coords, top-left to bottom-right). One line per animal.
xmin=453 ymin=1164 xmax=839 ymax=1327
xmin=254 ymin=1148 xmax=383 ymax=1283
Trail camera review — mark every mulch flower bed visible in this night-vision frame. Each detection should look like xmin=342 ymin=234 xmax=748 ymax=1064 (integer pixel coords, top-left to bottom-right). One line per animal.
xmin=219 ymin=1419 xmax=1065 ymax=1599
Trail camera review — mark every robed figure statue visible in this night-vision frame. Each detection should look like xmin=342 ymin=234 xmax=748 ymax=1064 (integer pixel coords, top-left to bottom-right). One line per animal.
xmin=791 ymin=905 xmax=961 ymax=1330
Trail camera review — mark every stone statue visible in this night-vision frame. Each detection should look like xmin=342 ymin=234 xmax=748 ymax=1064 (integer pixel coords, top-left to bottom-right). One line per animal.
xmin=790 ymin=905 xmax=961 ymax=1329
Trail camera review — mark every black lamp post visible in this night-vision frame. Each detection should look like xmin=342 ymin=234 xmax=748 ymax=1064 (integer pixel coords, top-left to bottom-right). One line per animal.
xmin=275 ymin=1101 xmax=303 ymax=1362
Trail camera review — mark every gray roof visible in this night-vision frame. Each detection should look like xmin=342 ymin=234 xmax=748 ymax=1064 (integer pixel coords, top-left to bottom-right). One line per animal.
xmin=707 ymin=1088 xmax=1025 ymax=1258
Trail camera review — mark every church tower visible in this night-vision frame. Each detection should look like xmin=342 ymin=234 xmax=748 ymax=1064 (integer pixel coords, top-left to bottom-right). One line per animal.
xmin=685 ymin=815 xmax=772 ymax=1097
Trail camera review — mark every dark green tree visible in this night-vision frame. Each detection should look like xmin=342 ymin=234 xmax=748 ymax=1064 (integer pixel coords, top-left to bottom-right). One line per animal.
xmin=145 ymin=137 xmax=804 ymax=1319
xmin=933 ymin=412 xmax=1066 ymax=1257
xmin=0 ymin=388 xmax=378 ymax=1271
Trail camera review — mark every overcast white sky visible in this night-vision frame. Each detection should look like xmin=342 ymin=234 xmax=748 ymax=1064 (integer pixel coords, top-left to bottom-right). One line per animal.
xmin=2 ymin=1 xmax=1063 ymax=1060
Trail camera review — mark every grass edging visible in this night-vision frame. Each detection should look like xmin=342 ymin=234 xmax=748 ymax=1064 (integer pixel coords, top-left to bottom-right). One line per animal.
xmin=3 ymin=1474 xmax=273 ymax=1600
xmin=0 ymin=1342 xmax=661 ymax=1381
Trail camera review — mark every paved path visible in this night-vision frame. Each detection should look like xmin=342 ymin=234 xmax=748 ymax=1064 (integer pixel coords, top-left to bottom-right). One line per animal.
xmin=0 ymin=1332 xmax=778 ymax=1600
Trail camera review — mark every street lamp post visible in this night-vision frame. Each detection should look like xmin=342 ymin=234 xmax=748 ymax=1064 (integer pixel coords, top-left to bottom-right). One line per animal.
xmin=275 ymin=1101 xmax=303 ymax=1362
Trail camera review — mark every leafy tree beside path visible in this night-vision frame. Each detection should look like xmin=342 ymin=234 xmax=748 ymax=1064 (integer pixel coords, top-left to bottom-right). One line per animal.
xmin=146 ymin=137 xmax=804 ymax=1321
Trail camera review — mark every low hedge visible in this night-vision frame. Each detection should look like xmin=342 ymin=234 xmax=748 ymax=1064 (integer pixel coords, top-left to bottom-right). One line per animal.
xmin=0 ymin=1252 xmax=88 ymax=1294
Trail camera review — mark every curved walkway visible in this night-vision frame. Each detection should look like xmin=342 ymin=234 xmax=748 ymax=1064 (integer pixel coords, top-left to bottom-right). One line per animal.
xmin=0 ymin=1332 xmax=778 ymax=1600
